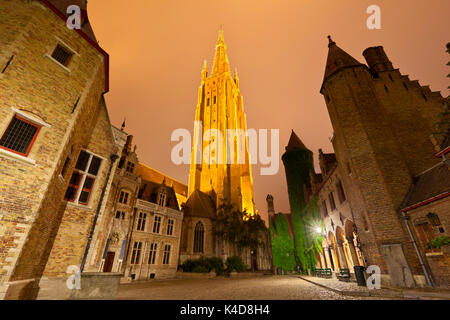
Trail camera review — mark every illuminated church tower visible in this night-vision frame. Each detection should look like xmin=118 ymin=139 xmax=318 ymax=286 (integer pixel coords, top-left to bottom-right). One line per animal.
xmin=188 ymin=30 xmax=255 ymax=215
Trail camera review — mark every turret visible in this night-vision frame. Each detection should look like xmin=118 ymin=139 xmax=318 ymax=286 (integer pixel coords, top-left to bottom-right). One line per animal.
xmin=363 ymin=46 xmax=394 ymax=72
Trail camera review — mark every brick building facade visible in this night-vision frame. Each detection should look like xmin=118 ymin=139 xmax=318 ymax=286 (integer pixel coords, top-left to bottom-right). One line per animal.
xmin=0 ymin=0 xmax=118 ymax=299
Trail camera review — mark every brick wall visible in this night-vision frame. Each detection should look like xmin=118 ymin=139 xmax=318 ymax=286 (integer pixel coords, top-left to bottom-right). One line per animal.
xmin=0 ymin=1 xmax=113 ymax=298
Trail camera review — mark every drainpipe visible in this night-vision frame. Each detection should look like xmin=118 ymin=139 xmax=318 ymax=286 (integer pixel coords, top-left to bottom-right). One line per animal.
xmin=123 ymin=207 xmax=137 ymax=275
xmin=401 ymin=211 xmax=434 ymax=287
xmin=80 ymin=154 xmax=119 ymax=272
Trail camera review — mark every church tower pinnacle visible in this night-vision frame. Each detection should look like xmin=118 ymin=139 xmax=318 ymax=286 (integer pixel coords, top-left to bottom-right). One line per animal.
xmin=188 ymin=30 xmax=255 ymax=215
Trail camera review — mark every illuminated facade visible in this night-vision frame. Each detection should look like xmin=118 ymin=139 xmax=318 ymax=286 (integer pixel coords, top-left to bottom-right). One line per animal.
xmin=188 ymin=30 xmax=255 ymax=215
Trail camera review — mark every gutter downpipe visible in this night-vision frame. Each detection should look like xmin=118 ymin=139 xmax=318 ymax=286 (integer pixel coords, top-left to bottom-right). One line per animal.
xmin=401 ymin=211 xmax=434 ymax=287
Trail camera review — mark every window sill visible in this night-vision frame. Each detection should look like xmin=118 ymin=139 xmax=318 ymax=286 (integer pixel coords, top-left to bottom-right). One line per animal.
xmin=426 ymin=252 xmax=443 ymax=257
xmin=64 ymin=201 xmax=93 ymax=211
xmin=44 ymin=54 xmax=71 ymax=74
xmin=0 ymin=148 xmax=36 ymax=166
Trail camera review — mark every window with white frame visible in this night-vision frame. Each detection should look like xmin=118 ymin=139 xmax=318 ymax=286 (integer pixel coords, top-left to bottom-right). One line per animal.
xmin=64 ymin=150 xmax=102 ymax=205
xmin=158 ymin=193 xmax=166 ymax=207
xmin=162 ymin=244 xmax=171 ymax=265
xmin=130 ymin=241 xmax=142 ymax=264
xmin=118 ymin=190 xmax=130 ymax=205
xmin=148 ymin=242 xmax=158 ymax=265
xmin=136 ymin=212 xmax=147 ymax=231
xmin=153 ymin=215 xmax=162 ymax=233
xmin=167 ymin=219 xmax=174 ymax=236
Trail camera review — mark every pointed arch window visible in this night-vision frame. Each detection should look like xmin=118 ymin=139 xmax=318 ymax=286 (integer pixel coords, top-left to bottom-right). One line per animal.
xmin=193 ymin=221 xmax=205 ymax=253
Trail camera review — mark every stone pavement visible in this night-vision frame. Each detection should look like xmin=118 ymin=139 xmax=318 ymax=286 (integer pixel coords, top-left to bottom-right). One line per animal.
xmin=299 ymin=276 xmax=450 ymax=300
xmin=117 ymin=275 xmax=393 ymax=300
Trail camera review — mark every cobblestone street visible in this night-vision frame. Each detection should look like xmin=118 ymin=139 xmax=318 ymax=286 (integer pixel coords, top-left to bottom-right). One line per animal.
xmin=117 ymin=275 xmax=390 ymax=300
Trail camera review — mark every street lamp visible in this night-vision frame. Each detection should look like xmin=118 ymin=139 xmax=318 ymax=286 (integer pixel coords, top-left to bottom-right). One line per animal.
xmin=315 ymin=227 xmax=322 ymax=235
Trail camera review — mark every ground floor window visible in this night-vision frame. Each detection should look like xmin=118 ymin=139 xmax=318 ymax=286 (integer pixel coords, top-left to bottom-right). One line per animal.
xmin=148 ymin=242 xmax=158 ymax=265
xmin=163 ymin=244 xmax=171 ymax=265
xmin=130 ymin=241 xmax=142 ymax=264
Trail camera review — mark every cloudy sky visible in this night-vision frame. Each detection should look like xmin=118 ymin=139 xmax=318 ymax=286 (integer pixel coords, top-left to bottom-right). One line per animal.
xmin=88 ymin=0 xmax=449 ymax=220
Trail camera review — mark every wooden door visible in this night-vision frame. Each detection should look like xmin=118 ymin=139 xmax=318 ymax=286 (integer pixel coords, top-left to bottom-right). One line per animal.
xmin=103 ymin=252 xmax=115 ymax=272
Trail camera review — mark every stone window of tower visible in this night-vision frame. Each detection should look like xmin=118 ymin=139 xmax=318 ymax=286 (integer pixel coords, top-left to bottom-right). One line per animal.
xmin=153 ymin=215 xmax=162 ymax=233
xmin=328 ymin=192 xmax=337 ymax=211
xmin=148 ymin=242 xmax=158 ymax=264
xmin=118 ymin=190 xmax=130 ymax=204
xmin=207 ymin=98 xmax=210 ymax=106
xmin=163 ymin=244 xmax=171 ymax=265
xmin=130 ymin=241 xmax=142 ymax=264
xmin=118 ymin=156 xmax=125 ymax=169
xmin=51 ymin=44 xmax=73 ymax=67
xmin=115 ymin=210 xmax=126 ymax=220
xmin=0 ymin=115 xmax=41 ymax=156
xmin=193 ymin=221 xmax=205 ymax=253
xmin=136 ymin=212 xmax=147 ymax=231
xmin=158 ymin=193 xmax=166 ymax=207
xmin=336 ymin=181 xmax=346 ymax=203
xmin=322 ymin=200 xmax=328 ymax=217
xmin=214 ymin=96 xmax=217 ymax=104
xmin=64 ymin=150 xmax=102 ymax=205
xmin=167 ymin=219 xmax=174 ymax=236
xmin=126 ymin=161 xmax=135 ymax=173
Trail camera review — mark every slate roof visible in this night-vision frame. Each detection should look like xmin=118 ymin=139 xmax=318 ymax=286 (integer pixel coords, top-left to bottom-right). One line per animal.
xmin=286 ymin=130 xmax=308 ymax=151
xmin=183 ymin=190 xmax=217 ymax=219
xmin=322 ymin=36 xmax=364 ymax=89
xmin=402 ymin=162 xmax=450 ymax=210
xmin=136 ymin=163 xmax=188 ymax=197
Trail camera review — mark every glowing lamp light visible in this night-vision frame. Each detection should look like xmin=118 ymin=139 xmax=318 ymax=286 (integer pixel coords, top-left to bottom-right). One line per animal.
xmin=315 ymin=227 xmax=322 ymax=234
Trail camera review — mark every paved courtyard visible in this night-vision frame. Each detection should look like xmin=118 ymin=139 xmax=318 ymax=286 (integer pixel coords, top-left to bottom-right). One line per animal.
xmin=117 ymin=275 xmax=390 ymax=300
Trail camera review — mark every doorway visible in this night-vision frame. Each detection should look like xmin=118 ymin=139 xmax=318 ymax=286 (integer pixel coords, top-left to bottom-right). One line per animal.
xmin=103 ymin=252 xmax=115 ymax=272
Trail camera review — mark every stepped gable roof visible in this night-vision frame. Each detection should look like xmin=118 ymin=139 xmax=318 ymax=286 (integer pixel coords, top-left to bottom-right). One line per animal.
xmin=183 ymin=190 xmax=217 ymax=219
xmin=136 ymin=163 xmax=188 ymax=197
xmin=401 ymin=162 xmax=450 ymax=211
xmin=46 ymin=0 xmax=97 ymax=42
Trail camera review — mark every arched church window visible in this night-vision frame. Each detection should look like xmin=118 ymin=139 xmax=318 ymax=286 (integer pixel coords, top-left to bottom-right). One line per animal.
xmin=193 ymin=221 xmax=205 ymax=253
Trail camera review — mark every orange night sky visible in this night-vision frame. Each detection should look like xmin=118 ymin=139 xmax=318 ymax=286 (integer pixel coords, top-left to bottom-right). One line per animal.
xmin=87 ymin=0 xmax=449 ymax=220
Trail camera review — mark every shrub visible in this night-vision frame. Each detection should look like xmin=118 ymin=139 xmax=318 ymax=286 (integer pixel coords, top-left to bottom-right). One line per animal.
xmin=179 ymin=257 xmax=224 ymax=274
xmin=208 ymin=257 xmax=225 ymax=275
xmin=192 ymin=265 xmax=209 ymax=273
xmin=225 ymin=256 xmax=246 ymax=273
xmin=425 ymin=236 xmax=450 ymax=250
